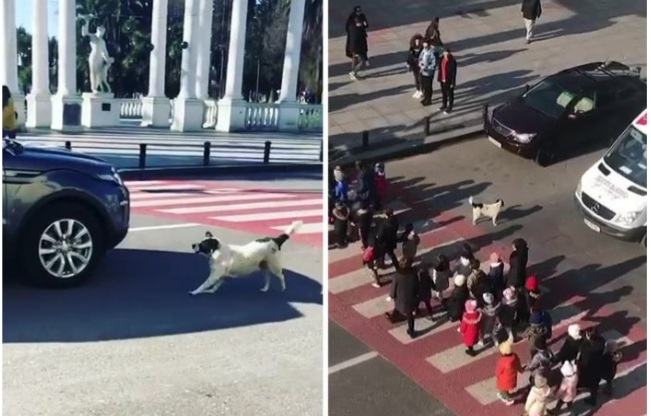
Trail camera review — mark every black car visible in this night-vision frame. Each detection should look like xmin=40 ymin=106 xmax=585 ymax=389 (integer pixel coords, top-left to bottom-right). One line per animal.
xmin=484 ymin=61 xmax=646 ymax=166
xmin=3 ymin=139 xmax=130 ymax=287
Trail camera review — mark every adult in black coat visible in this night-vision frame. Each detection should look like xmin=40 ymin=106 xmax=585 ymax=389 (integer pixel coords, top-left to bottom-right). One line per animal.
xmin=386 ymin=259 xmax=420 ymax=338
xmin=445 ymin=274 xmax=468 ymax=322
xmin=347 ymin=18 xmax=367 ymax=78
xmin=417 ymin=262 xmax=435 ymax=317
xmin=375 ymin=208 xmax=400 ymax=270
xmin=521 ymin=0 xmax=542 ymax=43
xmin=406 ymin=34 xmax=424 ymax=94
xmin=506 ymin=238 xmax=529 ymax=288
xmin=437 ymin=48 xmax=457 ymax=113
xmin=356 ymin=204 xmax=373 ymax=249
xmin=345 ymin=6 xmax=369 ymax=60
xmin=578 ymin=328 xmax=606 ymax=406
xmin=553 ymin=324 xmax=583 ymax=364
xmin=424 ymin=17 xmax=441 ymax=42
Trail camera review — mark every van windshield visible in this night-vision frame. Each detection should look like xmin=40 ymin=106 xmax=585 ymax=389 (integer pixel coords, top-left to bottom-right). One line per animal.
xmin=604 ymin=125 xmax=647 ymax=188
xmin=522 ymin=79 xmax=577 ymax=119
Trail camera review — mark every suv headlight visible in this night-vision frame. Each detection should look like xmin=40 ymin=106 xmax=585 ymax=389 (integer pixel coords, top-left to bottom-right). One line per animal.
xmin=614 ymin=210 xmax=643 ymax=226
xmin=99 ymin=167 xmax=124 ymax=186
xmin=513 ymin=132 xmax=536 ymax=143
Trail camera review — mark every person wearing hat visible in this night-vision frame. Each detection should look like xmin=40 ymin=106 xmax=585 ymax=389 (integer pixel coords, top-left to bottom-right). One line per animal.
xmin=460 ymin=299 xmax=482 ymax=356
xmin=331 ymin=202 xmax=350 ymax=249
xmin=498 ymin=287 xmax=518 ymax=341
xmin=523 ymin=371 xmax=552 ymax=416
xmin=553 ymin=324 xmax=583 ymax=365
xmin=577 ymin=327 xmax=606 ymax=406
xmin=454 ymin=243 xmax=474 ymax=278
xmin=526 ymin=337 xmax=553 ymax=386
xmin=525 ymin=308 xmax=552 ymax=358
xmin=487 ymin=252 xmax=505 ymax=301
xmin=373 ymin=162 xmax=388 ymax=208
xmin=495 ymin=340 xmax=523 ymax=406
xmin=554 ymin=360 xmax=579 ymax=413
xmin=479 ymin=292 xmax=500 ymax=347
xmin=445 ymin=274 xmax=468 ymax=322
xmin=601 ymin=339 xmax=622 ymax=396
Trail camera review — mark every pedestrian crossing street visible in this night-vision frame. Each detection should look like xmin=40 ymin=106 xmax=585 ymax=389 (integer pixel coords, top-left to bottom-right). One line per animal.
xmin=20 ymin=127 xmax=322 ymax=164
xmin=126 ymin=180 xmax=322 ymax=246
xmin=328 ymin=185 xmax=646 ymax=416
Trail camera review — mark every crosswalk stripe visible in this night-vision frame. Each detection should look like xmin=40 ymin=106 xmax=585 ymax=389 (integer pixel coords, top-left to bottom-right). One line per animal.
xmin=213 ymin=209 xmax=323 ymax=222
xmin=131 ymin=193 xmax=296 ymax=208
xmin=127 ymin=184 xmax=206 ymax=191
xmin=388 ymin=313 xmax=456 ymax=345
xmin=130 ymin=189 xmax=239 ymax=200
xmin=123 ymin=180 xmax=165 ymax=186
xmin=352 ymin=293 xmax=394 ymax=319
xmin=271 ymin=222 xmax=323 ymax=234
xmin=329 ymin=269 xmax=376 ymax=294
xmin=159 ymin=198 xmax=323 ymax=214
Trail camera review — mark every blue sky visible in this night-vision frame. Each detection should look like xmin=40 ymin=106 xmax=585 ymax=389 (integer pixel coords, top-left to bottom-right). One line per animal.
xmin=16 ymin=0 xmax=59 ymax=37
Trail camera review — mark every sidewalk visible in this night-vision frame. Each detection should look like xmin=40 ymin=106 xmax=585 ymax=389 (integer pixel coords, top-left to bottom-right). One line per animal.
xmin=329 ymin=0 xmax=646 ymax=163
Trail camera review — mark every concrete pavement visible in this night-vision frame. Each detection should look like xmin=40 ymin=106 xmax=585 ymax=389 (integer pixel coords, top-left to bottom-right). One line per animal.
xmin=329 ymin=0 xmax=646 ymax=162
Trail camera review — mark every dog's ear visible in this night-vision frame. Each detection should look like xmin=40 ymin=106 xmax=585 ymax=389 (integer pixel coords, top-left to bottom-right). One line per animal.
xmin=205 ymin=231 xmax=213 ymax=238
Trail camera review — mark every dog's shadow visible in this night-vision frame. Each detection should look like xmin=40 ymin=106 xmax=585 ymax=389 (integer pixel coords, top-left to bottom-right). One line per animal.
xmin=3 ymin=248 xmax=322 ymax=343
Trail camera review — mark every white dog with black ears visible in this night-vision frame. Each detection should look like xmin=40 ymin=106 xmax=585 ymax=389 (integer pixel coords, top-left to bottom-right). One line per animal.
xmin=189 ymin=221 xmax=303 ymax=295
xmin=469 ymin=196 xmax=505 ymax=226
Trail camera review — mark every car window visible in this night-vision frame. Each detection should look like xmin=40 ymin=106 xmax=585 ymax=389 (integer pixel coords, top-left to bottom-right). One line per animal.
xmin=523 ymin=79 xmax=577 ymax=119
xmin=604 ymin=125 xmax=647 ymax=188
xmin=572 ymin=96 xmax=596 ymax=114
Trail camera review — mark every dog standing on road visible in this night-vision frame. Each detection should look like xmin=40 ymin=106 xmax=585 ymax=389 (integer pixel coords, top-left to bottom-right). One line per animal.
xmin=469 ymin=196 xmax=505 ymax=226
xmin=189 ymin=221 xmax=303 ymax=295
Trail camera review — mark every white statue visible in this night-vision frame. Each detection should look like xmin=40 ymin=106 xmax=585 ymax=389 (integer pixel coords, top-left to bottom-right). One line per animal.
xmin=81 ymin=16 xmax=114 ymax=94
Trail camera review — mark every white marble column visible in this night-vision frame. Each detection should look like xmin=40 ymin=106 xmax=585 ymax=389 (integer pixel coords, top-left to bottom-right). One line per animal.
xmin=1 ymin=0 xmax=26 ymax=128
xmin=141 ymin=0 xmax=171 ymax=127
xmin=277 ymin=0 xmax=306 ymax=131
xmin=216 ymin=0 xmax=248 ymax=132
xmin=195 ymin=0 xmax=214 ymax=99
xmin=51 ymin=0 xmax=82 ymax=131
xmin=26 ymin=0 xmax=51 ymax=127
xmin=171 ymin=0 xmax=203 ymax=131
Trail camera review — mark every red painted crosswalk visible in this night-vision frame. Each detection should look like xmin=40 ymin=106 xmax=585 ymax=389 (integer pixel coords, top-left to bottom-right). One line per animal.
xmin=329 ymin=181 xmax=646 ymax=416
xmin=126 ymin=180 xmax=322 ymax=246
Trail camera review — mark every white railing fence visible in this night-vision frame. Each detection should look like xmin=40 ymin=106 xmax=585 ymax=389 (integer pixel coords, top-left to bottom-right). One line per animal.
xmin=119 ymin=98 xmax=143 ymax=119
xmin=298 ymin=105 xmax=322 ymax=132
xmin=202 ymin=99 xmax=218 ymax=128
xmin=244 ymin=103 xmax=280 ymax=131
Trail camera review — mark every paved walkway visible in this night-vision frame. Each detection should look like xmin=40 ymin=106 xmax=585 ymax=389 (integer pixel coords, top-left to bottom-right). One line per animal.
xmin=329 ymin=0 xmax=646 ymax=157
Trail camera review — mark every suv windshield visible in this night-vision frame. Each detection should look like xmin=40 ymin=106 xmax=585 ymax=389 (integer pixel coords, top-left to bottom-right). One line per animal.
xmin=522 ymin=79 xmax=578 ymax=119
xmin=604 ymin=125 xmax=647 ymax=188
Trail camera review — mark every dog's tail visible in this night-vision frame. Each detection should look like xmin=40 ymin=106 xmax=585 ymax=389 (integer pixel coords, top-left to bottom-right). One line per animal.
xmin=273 ymin=221 xmax=303 ymax=250
xmin=469 ymin=196 xmax=483 ymax=208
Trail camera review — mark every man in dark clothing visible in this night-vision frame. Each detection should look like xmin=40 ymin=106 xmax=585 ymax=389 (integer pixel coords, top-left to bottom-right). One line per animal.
xmin=345 ymin=6 xmax=369 ymax=65
xmin=356 ymin=203 xmax=373 ymax=249
xmin=506 ymin=238 xmax=529 ymax=288
xmin=347 ymin=17 xmax=367 ymax=80
xmin=375 ymin=208 xmax=400 ymax=270
xmin=386 ymin=258 xmax=420 ymax=338
xmin=437 ymin=48 xmax=457 ymax=114
xmin=553 ymin=324 xmax=583 ymax=364
xmin=521 ymin=0 xmax=542 ymax=44
xmin=578 ymin=327 xmax=606 ymax=406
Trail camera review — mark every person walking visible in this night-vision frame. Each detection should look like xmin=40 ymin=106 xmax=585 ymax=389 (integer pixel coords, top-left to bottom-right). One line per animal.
xmin=495 ymin=340 xmax=523 ymax=406
xmin=357 ymin=203 xmax=373 ymax=249
xmin=577 ymin=327 xmax=606 ymax=406
xmin=601 ymin=340 xmax=622 ymax=397
xmin=523 ymin=372 xmax=552 ymax=416
xmin=345 ymin=6 xmax=369 ymax=63
xmin=554 ymin=360 xmax=579 ymax=414
xmin=424 ymin=17 xmax=441 ymax=42
xmin=506 ymin=238 xmax=529 ymax=289
xmin=373 ymin=162 xmax=388 ymax=208
xmin=445 ymin=274 xmax=468 ymax=322
xmin=362 ymin=243 xmax=381 ymax=288
xmin=526 ymin=337 xmax=553 ymax=386
xmin=487 ymin=252 xmax=505 ymax=301
xmin=347 ymin=16 xmax=367 ymax=80
xmin=479 ymin=292 xmax=500 ymax=347
xmin=432 ymin=254 xmax=451 ymax=302
xmin=375 ymin=208 xmax=400 ymax=270
xmin=553 ymin=324 xmax=583 ymax=365
xmin=386 ymin=258 xmax=420 ymax=338
xmin=3 ymin=85 xmax=17 ymax=139
xmin=499 ymin=287 xmax=518 ymax=341
xmin=332 ymin=202 xmax=350 ymax=249
xmin=437 ymin=48 xmax=457 ymax=114
xmin=460 ymin=299 xmax=482 ymax=356
xmin=525 ymin=308 xmax=552 ymax=358
xmin=454 ymin=243 xmax=474 ymax=278
xmin=418 ymin=38 xmax=437 ymax=106
xmin=399 ymin=223 xmax=420 ymax=264
xmin=417 ymin=262 xmax=435 ymax=318
xmin=333 ymin=166 xmax=348 ymax=204
xmin=521 ymin=0 xmax=542 ymax=44
xmin=406 ymin=34 xmax=424 ymax=99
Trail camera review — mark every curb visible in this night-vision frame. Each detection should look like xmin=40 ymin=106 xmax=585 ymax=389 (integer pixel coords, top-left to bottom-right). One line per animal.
xmin=118 ymin=163 xmax=322 ymax=180
xmin=330 ymin=122 xmax=484 ymax=167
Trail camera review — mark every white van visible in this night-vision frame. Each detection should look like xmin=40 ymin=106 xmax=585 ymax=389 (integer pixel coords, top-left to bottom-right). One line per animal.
xmin=575 ymin=110 xmax=647 ymax=245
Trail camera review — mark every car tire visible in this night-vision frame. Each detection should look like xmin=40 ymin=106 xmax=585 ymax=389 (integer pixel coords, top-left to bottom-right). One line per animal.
xmin=535 ymin=149 xmax=554 ymax=167
xmin=20 ymin=203 xmax=105 ymax=288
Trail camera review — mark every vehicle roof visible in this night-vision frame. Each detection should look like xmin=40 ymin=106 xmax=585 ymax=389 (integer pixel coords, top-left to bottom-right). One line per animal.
xmin=552 ymin=61 xmax=644 ymax=92
xmin=632 ymin=110 xmax=647 ymax=136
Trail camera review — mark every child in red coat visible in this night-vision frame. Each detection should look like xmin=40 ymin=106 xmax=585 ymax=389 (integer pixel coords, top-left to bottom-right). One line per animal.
xmin=460 ymin=299 xmax=482 ymax=356
xmin=496 ymin=340 xmax=523 ymax=406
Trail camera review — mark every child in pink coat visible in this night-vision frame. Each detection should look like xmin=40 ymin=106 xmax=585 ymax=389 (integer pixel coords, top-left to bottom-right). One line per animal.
xmin=460 ymin=299 xmax=482 ymax=356
xmin=553 ymin=360 xmax=578 ymax=413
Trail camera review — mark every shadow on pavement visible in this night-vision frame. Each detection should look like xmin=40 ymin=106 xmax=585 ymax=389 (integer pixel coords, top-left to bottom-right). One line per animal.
xmin=3 ymin=248 xmax=322 ymax=343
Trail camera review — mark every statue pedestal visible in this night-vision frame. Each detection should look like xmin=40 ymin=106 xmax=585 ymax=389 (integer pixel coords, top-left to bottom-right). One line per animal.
xmin=170 ymin=97 xmax=203 ymax=132
xmin=51 ymin=94 xmax=82 ymax=132
xmin=81 ymin=93 xmax=120 ymax=128
xmin=215 ymin=98 xmax=247 ymax=132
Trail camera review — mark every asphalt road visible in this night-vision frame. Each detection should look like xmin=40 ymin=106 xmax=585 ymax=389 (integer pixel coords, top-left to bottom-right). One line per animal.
xmin=328 ymin=133 xmax=646 ymax=415
xmin=3 ymin=173 xmax=323 ymax=416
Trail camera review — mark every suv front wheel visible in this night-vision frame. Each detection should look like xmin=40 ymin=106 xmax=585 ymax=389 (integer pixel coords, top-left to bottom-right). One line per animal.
xmin=21 ymin=203 xmax=105 ymax=287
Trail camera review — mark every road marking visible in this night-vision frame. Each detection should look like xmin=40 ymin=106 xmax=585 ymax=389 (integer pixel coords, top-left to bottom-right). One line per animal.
xmin=160 ymin=198 xmax=323 ymax=214
xmin=271 ymin=222 xmax=324 ymax=234
xmin=128 ymin=223 xmax=201 ymax=232
xmin=329 ymin=351 xmax=379 ymax=374
xmin=127 ymin=184 xmax=205 ymax=191
xmin=213 ymin=209 xmax=323 ymax=222
xmin=131 ymin=193 xmax=295 ymax=208
xmin=130 ymin=189 xmax=239 ymax=200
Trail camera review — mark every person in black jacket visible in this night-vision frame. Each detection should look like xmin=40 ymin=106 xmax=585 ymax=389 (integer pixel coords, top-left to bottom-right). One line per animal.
xmin=406 ymin=34 xmax=424 ymax=99
xmin=506 ymin=238 xmax=529 ymax=289
xmin=417 ymin=262 xmax=435 ymax=318
xmin=521 ymin=0 xmax=542 ymax=44
xmin=375 ymin=208 xmax=400 ymax=271
xmin=356 ymin=202 xmax=373 ymax=249
xmin=577 ymin=327 xmax=606 ymax=406
xmin=424 ymin=17 xmax=441 ymax=43
xmin=347 ymin=17 xmax=367 ymax=80
xmin=345 ymin=6 xmax=369 ymax=65
xmin=386 ymin=258 xmax=420 ymax=338
xmin=437 ymin=48 xmax=457 ymax=114
xmin=553 ymin=324 xmax=583 ymax=364
xmin=445 ymin=274 xmax=468 ymax=322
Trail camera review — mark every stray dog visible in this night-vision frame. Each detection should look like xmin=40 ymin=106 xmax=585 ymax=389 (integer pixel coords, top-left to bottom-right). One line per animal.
xmin=189 ymin=221 xmax=303 ymax=295
xmin=469 ymin=196 xmax=505 ymax=226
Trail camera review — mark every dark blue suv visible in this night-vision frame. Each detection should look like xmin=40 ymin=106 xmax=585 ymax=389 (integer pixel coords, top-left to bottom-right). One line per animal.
xmin=3 ymin=139 xmax=130 ymax=287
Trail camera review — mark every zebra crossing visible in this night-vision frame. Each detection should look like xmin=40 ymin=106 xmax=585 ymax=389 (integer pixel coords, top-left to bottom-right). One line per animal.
xmin=19 ymin=126 xmax=322 ymax=166
xmin=328 ymin=184 xmax=646 ymax=416
xmin=126 ymin=180 xmax=322 ymax=246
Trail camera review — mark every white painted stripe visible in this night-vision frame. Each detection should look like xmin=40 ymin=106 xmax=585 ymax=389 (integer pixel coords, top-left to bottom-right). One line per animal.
xmin=129 ymin=223 xmax=200 ymax=232
xmin=214 ymin=209 xmax=323 ymax=222
xmin=329 ymin=351 xmax=379 ymax=374
xmin=123 ymin=180 xmax=165 ymax=186
xmin=329 ymin=269 xmax=377 ymax=294
xmin=127 ymin=184 xmax=205 ymax=191
xmin=271 ymin=222 xmax=323 ymax=234
xmin=131 ymin=193 xmax=295 ymax=208
xmin=352 ymin=294 xmax=394 ymax=319
xmin=388 ymin=313 xmax=456 ymax=345
xmin=129 ymin=189 xmax=239 ymax=200
xmin=160 ymin=198 xmax=323 ymax=214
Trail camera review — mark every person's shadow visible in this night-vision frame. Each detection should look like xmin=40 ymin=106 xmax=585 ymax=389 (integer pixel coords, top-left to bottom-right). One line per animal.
xmin=3 ymin=249 xmax=322 ymax=343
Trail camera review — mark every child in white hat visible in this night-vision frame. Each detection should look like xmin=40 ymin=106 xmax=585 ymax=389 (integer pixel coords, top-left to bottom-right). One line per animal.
xmin=524 ymin=372 xmax=552 ymax=416
xmin=554 ymin=360 xmax=578 ymax=413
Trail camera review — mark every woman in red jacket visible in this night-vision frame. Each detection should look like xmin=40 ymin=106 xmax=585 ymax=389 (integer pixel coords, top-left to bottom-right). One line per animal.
xmin=460 ymin=299 xmax=482 ymax=356
xmin=495 ymin=340 xmax=523 ymax=406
